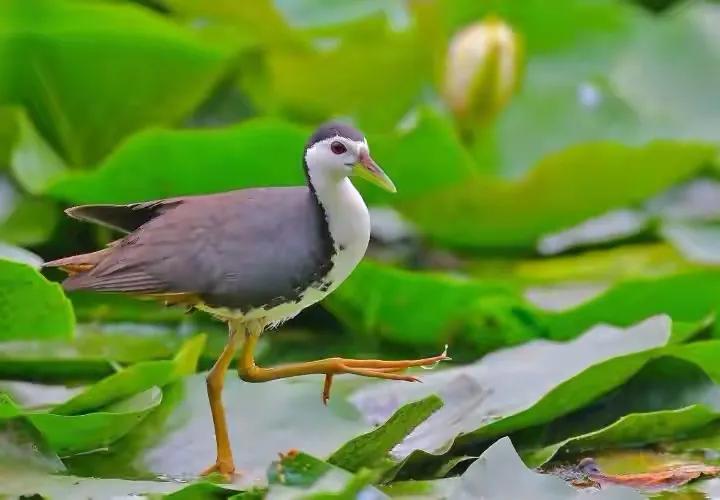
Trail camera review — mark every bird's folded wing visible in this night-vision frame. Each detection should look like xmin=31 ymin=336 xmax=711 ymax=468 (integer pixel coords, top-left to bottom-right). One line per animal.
xmin=65 ymin=199 xmax=185 ymax=233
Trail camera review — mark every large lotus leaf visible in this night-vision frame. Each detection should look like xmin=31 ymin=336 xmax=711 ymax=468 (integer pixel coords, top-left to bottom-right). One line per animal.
xmin=48 ymin=119 xmax=307 ymax=204
xmin=64 ymin=374 xmax=437 ymax=486
xmin=53 ymin=334 xmax=205 ymax=415
xmin=325 ymin=260 xmax=524 ymax=350
xmin=350 ymin=316 xmax=670 ymax=467
xmin=0 ymin=0 xmax=230 ymax=166
xmin=0 ymin=259 xmax=74 ymax=341
xmin=521 ymin=355 xmax=720 ymax=466
xmin=526 ymin=406 xmax=718 ymax=469
xmin=546 ymin=271 xmax=720 ymax=341
xmin=398 ymin=141 xmax=714 ymax=249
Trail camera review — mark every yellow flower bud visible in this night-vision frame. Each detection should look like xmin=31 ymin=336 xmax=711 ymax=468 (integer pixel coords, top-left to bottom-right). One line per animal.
xmin=443 ymin=17 xmax=522 ymax=129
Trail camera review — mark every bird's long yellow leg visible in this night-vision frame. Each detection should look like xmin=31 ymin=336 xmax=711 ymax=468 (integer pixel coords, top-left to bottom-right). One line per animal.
xmin=237 ymin=320 xmax=449 ymax=404
xmin=202 ymin=320 xmax=242 ymax=478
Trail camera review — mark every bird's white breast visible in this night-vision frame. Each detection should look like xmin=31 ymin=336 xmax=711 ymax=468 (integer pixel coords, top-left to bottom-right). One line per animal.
xmin=247 ymin=177 xmax=370 ymax=326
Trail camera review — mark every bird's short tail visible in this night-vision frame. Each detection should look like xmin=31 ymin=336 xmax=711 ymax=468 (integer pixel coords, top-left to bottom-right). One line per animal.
xmin=43 ymin=249 xmax=113 ymax=292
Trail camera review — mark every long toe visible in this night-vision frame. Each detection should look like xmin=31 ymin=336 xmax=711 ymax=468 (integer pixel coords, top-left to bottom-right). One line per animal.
xmin=340 ymin=352 xmax=450 ymax=370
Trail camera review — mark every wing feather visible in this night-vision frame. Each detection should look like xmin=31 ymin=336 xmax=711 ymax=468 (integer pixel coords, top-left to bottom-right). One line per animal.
xmin=66 ymin=199 xmax=184 ymax=233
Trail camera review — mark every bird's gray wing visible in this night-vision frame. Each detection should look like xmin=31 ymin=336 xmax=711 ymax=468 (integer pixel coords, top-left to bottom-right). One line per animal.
xmin=63 ymin=187 xmax=334 ymax=311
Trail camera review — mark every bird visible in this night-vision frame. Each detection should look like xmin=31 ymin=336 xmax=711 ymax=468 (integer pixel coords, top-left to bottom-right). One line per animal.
xmin=44 ymin=122 xmax=449 ymax=478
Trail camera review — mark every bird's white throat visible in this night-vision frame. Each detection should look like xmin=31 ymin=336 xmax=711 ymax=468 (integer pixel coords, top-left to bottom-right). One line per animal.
xmin=307 ymin=169 xmax=371 ymax=287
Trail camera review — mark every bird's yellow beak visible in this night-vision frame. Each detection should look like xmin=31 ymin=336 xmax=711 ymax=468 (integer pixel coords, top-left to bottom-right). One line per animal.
xmin=352 ymin=150 xmax=397 ymax=193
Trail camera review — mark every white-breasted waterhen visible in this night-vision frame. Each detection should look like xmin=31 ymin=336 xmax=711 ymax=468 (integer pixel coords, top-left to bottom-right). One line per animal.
xmin=45 ymin=122 xmax=449 ymax=477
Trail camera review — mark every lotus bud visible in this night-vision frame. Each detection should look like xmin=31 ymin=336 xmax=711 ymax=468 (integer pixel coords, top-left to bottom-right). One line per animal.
xmin=443 ymin=17 xmax=522 ymax=130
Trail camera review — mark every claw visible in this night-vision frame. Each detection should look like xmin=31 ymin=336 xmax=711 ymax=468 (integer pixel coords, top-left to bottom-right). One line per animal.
xmin=421 ymin=344 xmax=451 ymax=370
xmin=322 ymin=374 xmax=333 ymax=405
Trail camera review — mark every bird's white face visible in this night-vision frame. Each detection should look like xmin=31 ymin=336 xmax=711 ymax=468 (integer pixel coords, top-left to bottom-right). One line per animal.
xmin=305 ymin=136 xmax=396 ymax=193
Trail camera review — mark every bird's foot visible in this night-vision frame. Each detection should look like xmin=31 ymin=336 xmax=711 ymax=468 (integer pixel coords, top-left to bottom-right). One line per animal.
xmin=201 ymin=459 xmax=236 ymax=481
xmin=322 ymin=346 xmax=451 ymax=404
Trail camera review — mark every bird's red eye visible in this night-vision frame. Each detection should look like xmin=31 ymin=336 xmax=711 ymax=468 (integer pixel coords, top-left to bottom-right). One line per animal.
xmin=330 ymin=141 xmax=347 ymax=155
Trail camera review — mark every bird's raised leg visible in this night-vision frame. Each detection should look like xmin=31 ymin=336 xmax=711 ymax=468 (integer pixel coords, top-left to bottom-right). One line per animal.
xmin=237 ymin=321 xmax=449 ymax=403
xmin=202 ymin=320 xmax=242 ymax=478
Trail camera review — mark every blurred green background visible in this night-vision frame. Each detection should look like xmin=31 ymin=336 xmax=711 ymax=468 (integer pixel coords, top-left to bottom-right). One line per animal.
xmin=2 ymin=0 xmax=720 ymax=498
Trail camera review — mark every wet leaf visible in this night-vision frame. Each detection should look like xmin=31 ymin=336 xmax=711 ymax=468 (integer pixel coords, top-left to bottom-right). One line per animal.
xmin=521 ymin=355 xmax=720 ymax=467
xmin=352 ymin=316 xmax=670 ymax=469
xmin=64 ymin=375 xmax=414 ymax=485
xmin=329 ymin=395 xmax=443 ymax=472
xmin=27 ymin=386 xmax=163 ymax=455
xmin=0 ymin=387 xmax=163 ymax=456
xmin=527 ymin=407 xmax=719 ymax=469
xmin=0 ymin=259 xmax=74 ymax=341
xmin=53 ymin=334 xmax=205 ymax=415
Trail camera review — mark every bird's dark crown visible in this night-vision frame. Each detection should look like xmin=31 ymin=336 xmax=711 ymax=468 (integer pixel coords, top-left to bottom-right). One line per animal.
xmin=306 ymin=121 xmax=365 ymax=149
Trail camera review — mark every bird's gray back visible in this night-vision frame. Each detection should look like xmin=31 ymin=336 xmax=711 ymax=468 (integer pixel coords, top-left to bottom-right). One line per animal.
xmin=87 ymin=187 xmax=335 ymax=311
